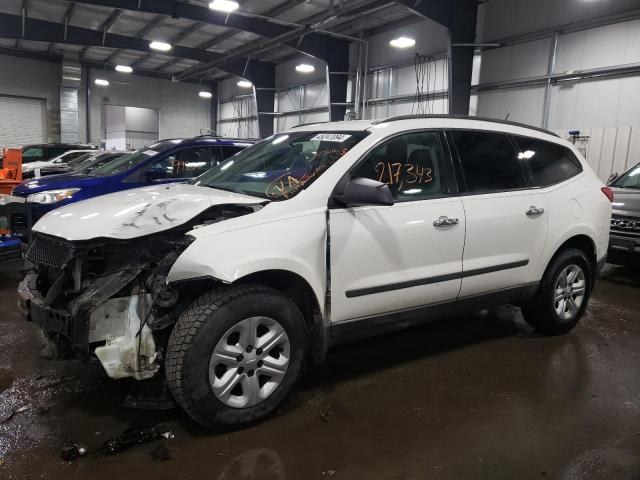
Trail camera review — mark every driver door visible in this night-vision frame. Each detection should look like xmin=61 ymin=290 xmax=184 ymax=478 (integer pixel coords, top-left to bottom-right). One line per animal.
xmin=329 ymin=131 xmax=466 ymax=324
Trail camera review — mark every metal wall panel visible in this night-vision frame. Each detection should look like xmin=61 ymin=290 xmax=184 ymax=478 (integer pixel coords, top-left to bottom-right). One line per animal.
xmin=0 ymin=95 xmax=46 ymax=148
xmin=60 ymin=87 xmax=79 ymax=144
xmin=474 ymin=85 xmax=546 ymax=126
xmin=554 ymin=127 xmax=640 ymax=181
xmin=478 ymin=38 xmax=552 ymax=84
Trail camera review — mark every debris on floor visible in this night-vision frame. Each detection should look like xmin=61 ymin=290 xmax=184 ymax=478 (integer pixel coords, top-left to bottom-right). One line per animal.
xmin=60 ymin=441 xmax=88 ymax=462
xmin=103 ymin=425 xmax=173 ymax=455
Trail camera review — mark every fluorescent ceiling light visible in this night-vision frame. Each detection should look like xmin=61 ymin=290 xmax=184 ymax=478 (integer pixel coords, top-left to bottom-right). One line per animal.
xmin=209 ymin=0 xmax=239 ymax=12
xmin=149 ymin=41 xmax=172 ymax=52
xmin=296 ymin=63 xmax=315 ymax=73
xmin=115 ymin=65 xmax=133 ymax=73
xmin=94 ymin=78 xmax=109 ymax=86
xmin=199 ymin=91 xmax=213 ymax=99
xmin=390 ymin=36 xmax=416 ymax=49
xmin=237 ymin=80 xmax=253 ymax=88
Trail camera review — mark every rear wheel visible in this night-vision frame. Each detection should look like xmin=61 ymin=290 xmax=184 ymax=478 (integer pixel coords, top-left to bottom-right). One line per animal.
xmin=522 ymin=248 xmax=592 ymax=334
xmin=165 ymin=284 xmax=307 ymax=430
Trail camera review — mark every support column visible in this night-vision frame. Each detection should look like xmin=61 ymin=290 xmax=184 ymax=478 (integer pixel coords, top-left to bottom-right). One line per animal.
xmin=245 ymin=62 xmax=276 ymax=138
xmin=326 ymin=38 xmax=350 ymax=122
xmin=447 ymin=0 xmax=479 ymax=115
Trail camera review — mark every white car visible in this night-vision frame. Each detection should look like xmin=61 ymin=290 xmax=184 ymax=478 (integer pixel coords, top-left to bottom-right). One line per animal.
xmin=18 ymin=116 xmax=612 ymax=429
xmin=22 ymin=149 xmax=96 ymax=177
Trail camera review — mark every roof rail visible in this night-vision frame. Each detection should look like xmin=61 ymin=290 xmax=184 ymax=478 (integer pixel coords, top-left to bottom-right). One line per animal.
xmin=370 ymin=114 xmax=560 ymax=138
xmin=291 ymin=121 xmax=330 ymax=129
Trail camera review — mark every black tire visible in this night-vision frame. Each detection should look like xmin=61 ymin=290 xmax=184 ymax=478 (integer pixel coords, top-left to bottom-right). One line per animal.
xmin=521 ymin=248 xmax=593 ymax=335
xmin=165 ymin=284 xmax=307 ymax=430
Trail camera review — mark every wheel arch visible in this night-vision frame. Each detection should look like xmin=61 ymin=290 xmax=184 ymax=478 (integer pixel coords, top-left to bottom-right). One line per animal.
xmin=235 ymin=269 xmax=327 ymax=364
xmin=542 ymin=233 xmax=598 ymax=289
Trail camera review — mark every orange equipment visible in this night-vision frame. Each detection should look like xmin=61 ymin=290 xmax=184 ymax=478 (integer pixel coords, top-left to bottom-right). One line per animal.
xmin=0 ymin=148 xmax=23 ymax=193
xmin=0 ymin=148 xmax=24 ymax=234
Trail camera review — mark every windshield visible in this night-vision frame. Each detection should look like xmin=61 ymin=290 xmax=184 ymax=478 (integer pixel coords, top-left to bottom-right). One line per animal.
xmin=613 ymin=164 xmax=640 ymax=189
xmin=90 ymin=140 xmax=183 ymax=177
xmin=66 ymin=152 xmax=94 ymax=168
xmin=78 ymin=153 xmax=125 ymax=174
xmin=193 ymin=131 xmax=369 ymax=200
xmin=22 ymin=148 xmax=46 ymax=163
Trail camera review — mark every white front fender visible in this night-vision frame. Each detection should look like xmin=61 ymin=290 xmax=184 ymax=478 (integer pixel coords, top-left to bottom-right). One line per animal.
xmin=167 ymin=212 xmax=327 ymax=314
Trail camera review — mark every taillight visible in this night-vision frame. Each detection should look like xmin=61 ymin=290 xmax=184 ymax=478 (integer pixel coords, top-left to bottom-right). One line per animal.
xmin=601 ymin=186 xmax=614 ymax=203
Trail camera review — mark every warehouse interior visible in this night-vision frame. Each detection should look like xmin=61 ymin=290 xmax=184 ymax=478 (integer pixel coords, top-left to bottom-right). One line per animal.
xmin=1 ymin=0 xmax=640 ymax=478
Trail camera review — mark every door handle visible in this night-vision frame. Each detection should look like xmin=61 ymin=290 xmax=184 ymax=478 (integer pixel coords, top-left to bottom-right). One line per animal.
xmin=433 ymin=216 xmax=460 ymax=227
xmin=526 ymin=206 xmax=545 ymax=217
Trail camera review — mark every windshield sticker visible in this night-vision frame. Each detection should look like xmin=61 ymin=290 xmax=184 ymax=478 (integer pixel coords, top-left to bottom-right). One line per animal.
xmin=311 ymin=133 xmax=352 ymax=143
xmin=143 ymin=150 xmax=157 ymax=156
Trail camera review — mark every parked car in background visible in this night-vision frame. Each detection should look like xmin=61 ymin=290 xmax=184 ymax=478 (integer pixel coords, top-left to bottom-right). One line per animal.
xmin=606 ymin=163 xmax=640 ymax=265
xmin=17 ymin=116 xmax=611 ymax=430
xmin=6 ymin=137 xmax=252 ymax=237
xmin=19 ymin=143 xmax=97 ymax=165
xmin=22 ymin=149 xmax=96 ymax=179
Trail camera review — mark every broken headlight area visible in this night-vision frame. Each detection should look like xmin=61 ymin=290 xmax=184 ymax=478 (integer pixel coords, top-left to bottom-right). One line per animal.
xmin=18 ymin=203 xmax=262 ymax=381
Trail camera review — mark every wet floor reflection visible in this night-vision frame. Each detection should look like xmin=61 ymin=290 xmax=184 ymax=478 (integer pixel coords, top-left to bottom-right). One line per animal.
xmin=0 ymin=265 xmax=639 ymax=479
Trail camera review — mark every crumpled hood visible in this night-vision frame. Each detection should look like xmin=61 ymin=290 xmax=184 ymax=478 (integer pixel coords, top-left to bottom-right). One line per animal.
xmin=611 ymin=187 xmax=640 ymax=216
xmin=33 ymin=183 xmax=263 ymax=241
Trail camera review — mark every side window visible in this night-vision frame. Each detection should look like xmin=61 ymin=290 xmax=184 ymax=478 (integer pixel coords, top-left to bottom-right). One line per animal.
xmin=146 ymin=147 xmax=220 ymax=180
xmin=512 ymin=136 xmax=582 ymax=187
xmin=351 ymin=131 xmax=446 ymax=200
xmin=449 ymin=131 xmax=524 ymax=193
xmin=59 ymin=152 xmax=87 ymax=163
xmin=221 ymin=146 xmax=244 ymax=161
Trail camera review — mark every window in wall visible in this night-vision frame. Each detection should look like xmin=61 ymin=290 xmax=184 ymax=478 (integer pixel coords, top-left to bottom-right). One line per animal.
xmin=351 ymin=131 xmax=446 ymax=200
xmin=512 ymin=136 xmax=582 ymax=187
xmin=449 ymin=131 xmax=524 ymax=193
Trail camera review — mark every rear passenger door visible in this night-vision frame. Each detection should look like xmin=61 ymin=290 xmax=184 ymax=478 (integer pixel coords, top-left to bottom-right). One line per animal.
xmin=447 ymin=130 xmax=548 ymax=298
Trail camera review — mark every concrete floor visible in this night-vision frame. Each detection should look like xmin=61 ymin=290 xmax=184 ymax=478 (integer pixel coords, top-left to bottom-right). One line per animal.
xmin=1 ymin=265 xmax=640 ymax=480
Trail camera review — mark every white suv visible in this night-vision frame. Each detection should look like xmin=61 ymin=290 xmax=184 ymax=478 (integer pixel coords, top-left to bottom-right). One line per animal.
xmin=18 ymin=116 xmax=612 ymax=429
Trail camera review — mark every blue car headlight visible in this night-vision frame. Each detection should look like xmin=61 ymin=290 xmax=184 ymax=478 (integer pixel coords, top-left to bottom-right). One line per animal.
xmin=27 ymin=188 xmax=81 ymax=204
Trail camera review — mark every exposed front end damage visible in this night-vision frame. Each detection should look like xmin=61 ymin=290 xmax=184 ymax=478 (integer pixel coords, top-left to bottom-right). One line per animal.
xmin=18 ymin=203 xmax=262 ymax=381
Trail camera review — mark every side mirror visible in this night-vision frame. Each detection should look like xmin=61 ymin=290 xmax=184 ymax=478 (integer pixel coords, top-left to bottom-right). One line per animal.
xmin=146 ymin=167 xmax=168 ymax=181
xmin=335 ymin=177 xmax=394 ymax=207
xmin=607 ymin=172 xmax=618 ymax=185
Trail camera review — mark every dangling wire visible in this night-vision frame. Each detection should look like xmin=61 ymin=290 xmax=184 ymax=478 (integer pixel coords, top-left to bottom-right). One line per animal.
xmin=412 ymin=54 xmax=436 ymax=115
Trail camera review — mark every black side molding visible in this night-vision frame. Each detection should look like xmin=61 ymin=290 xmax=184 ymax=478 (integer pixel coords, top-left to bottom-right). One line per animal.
xmin=345 ymin=260 xmax=529 ymax=298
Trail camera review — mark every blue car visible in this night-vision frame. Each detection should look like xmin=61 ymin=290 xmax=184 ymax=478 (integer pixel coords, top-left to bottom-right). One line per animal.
xmin=7 ymin=136 xmax=253 ymax=237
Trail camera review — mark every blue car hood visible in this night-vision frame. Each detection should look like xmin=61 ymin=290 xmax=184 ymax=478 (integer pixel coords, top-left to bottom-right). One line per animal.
xmin=12 ymin=174 xmax=108 ymax=195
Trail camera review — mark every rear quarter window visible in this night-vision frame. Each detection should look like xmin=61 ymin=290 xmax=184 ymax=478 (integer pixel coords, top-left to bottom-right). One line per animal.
xmin=512 ymin=136 xmax=582 ymax=187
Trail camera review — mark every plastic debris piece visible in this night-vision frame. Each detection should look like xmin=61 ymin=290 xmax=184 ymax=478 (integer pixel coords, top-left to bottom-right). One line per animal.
xmin=102 ymin=425 xmax=163 ymax=455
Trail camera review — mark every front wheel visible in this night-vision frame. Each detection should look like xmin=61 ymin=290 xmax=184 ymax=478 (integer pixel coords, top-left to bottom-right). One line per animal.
xmin=165 ymin=284 xmax=307 ymax=430
xmin=522 ymin=248 xmax=593 ymax=335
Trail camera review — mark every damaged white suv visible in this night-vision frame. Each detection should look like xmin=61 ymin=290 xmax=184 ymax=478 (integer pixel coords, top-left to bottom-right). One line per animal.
xmin=19 ymin=116 xmax=612 ymax=429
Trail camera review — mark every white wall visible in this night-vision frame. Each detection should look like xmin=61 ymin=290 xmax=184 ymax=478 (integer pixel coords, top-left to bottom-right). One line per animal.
xmin=0 ymin=54 xmax=60 ymax=142
xmin=473 ymin=4 xmax=640 ymax=182
xmin=88 ymin=68 xmax=211 ymax=145
xmin=478 ymin=0 xmax=640 ymax=42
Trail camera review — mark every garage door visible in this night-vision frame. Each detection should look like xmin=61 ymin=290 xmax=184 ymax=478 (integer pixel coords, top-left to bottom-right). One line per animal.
xmin=0 ymin=95 xmax=46 ymax=149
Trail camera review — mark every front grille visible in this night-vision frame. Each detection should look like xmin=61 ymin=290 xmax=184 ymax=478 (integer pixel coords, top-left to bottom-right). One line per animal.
xmin=611 ymin=215 xmax=640 ymax=239
xmin=26 ymin=234 xmax=74 ymax=269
